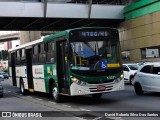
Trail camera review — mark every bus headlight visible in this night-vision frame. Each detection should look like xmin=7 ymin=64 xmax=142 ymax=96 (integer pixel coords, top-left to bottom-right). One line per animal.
xmin=70 ymin=76 xmax=87 ymax=85
xmin=115 ymin=73 xmax=124 ymax=83
xmin=71 ymin=77 xmax=79 ymax=83
xmin=120 ymin=73 xmax=124 ymax=80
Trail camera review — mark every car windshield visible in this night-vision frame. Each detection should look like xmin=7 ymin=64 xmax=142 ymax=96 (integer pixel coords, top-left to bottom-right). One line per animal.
xmin=128 ymin=65 xmax=139 ymax=70
xmin=69 ymin=40 xmax=121 ymax=71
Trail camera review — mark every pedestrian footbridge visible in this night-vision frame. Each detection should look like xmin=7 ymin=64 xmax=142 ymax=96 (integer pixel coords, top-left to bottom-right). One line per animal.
xmin=0 ymin=0 xmax=128 ymax=30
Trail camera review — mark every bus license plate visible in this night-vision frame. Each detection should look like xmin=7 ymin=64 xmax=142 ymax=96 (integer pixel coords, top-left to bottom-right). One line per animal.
xmin=97 ymin=86 xmax=106 ymax=91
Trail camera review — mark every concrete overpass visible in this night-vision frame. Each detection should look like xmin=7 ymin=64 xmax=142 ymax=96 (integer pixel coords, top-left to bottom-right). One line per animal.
xmin=0 ymin=0 xmax=129 ymax=30
xmin=0 ymin=32 xmax=19 ymax=42
xmin=0 ymin=31 xmax=58 ymax=43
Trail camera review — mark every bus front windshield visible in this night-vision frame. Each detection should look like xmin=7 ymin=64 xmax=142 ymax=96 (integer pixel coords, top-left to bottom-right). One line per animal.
xmin=70 ymin=40 xmax=121 ymax=71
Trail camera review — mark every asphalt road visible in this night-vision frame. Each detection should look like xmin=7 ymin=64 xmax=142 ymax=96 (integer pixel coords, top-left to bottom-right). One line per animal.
xmin=1 ymin=79 xmax=160 ymax=120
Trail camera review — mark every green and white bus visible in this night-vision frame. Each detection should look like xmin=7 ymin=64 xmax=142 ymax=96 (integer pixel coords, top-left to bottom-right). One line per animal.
xmin=8 ymin=27 xmax=124 ymax=102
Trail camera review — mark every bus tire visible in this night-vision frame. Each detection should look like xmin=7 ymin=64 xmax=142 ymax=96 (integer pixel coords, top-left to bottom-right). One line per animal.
xmin=20 ymin=80 xmax=27 ymax=95
xmin=134 ymin=83 xmax=144 ymax=95
xmin=51 ymin=83 xmax=61 ymax=103
xmin=92 ymin=93 xmax=102 ymax=99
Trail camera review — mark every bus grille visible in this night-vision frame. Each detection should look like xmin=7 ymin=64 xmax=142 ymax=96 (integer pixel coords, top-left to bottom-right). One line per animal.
xmin=89 ymin=86 xmax=113 ymax=92
xmin=87 ymin=79 xmax=114 ymax=84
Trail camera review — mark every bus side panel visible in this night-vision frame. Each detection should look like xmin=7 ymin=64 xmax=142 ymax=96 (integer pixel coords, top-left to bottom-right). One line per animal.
xmin=15 ymin=67 xmax=21 ymax=88
xmin=9 ymin=67 xmax=14 ymax=86
xmin=15 ymin=66 xmax=28 ymax=89
xmin=44 ymin=64 xmax=58 ymax=93
xmin=21 ymin=66 xmax=28 ymax=90
xmin=32 ymin=65 xmax=46 ymax=93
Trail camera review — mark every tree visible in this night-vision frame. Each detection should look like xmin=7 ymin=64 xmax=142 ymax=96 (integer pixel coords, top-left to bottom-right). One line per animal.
xmin=0 ymin=50 xmax=8 ymax=60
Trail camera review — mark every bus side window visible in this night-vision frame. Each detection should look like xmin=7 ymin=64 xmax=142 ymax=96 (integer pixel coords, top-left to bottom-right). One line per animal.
xmin=39 ymin=43 xmax=46 ymax=64
xmin=46 ymin=41 xmax=54 ymax=63
xmin=21 ymin=49 xmax=26 ymax=65
xmin=16 ymin=50 xmax=21 ymax=66
xmin=32 ymin=45 xmax=39 ymax=64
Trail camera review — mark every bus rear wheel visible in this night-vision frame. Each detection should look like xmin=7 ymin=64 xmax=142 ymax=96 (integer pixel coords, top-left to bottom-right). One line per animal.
xmin=92 ymin=93 xmax=102 ymax=99
xmin=51 ymin=84 xmax=61 ymax=103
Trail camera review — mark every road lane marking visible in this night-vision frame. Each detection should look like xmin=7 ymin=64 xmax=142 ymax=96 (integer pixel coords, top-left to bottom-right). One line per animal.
xmin=36 ymin=98 xmax=42 ymax=101
xmin=93 ymin=117 xmax=103 ymax=120
xmin=80 ymin=108 xmax=91 ymax=111
xmin=27 ymin=96 xmax=33 ymax=98
xmin=62 ymin=104 xmax=71 ymax=108
xmin=48 ymin=101 xmax=56 ymax=104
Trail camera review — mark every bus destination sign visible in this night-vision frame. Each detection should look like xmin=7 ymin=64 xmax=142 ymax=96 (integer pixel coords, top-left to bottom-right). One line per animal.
xmin=79 ymin=31 xmax=108 ymax=37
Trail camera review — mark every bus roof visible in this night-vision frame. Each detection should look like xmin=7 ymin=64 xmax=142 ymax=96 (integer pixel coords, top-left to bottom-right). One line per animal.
xmin=9 ymin=27 xmax=116 ymax=52
xmin=43 ymin=27 xmax=116 ymax=41
xmin=43 ymin=31 xmax=68 ymax=41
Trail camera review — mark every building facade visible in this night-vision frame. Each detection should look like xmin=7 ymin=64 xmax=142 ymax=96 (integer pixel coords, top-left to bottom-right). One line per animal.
xmin=119 ymin=0 xmax=160 ymax=63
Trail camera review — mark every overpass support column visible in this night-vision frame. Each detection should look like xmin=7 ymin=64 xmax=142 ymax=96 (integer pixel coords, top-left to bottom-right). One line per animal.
xmin=20 ymin=31 xmax=41 ymax=45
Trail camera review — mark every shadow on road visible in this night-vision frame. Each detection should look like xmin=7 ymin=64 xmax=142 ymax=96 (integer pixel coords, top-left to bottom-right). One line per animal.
xmin=144 ymin=92 xmax=160 ymax=97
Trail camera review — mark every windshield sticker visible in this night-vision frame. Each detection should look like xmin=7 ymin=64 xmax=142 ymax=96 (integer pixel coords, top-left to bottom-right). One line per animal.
xmin=101 ymin=61 xmax=108 ymax=69
xmin=108 ymin=63 xmax=120 ymax=68
xmin=47 ymin=67 xmax=50 ymax=73
xmin=53 ymin=65 xmax=56 ymax=76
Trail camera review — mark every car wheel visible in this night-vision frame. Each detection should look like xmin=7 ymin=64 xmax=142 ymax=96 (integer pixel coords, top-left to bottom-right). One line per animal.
xmin=51 ymin=83 xmax=62 ymax=103
xmin=134 ymin=83 xmax=144 ymax=95
xmin=92 ymin=93 xmax=102 ymax=99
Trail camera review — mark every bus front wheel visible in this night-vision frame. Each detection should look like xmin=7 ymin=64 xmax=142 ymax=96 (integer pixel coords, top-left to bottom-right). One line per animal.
xmin=51 ymin=84 xmax=61 ymax=103
xmin=92 ymin=93 xmax=102 ymax=99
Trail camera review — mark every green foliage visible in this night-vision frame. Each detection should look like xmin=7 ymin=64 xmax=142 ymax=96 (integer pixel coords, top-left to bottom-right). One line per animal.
xmin=3 ymin=68 xmax=8 ymax=73
xmin=0 ymin=50 xmax=8 ymax=60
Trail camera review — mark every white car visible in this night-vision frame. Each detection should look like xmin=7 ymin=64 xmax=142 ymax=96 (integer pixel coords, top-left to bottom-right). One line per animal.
xmin=123 ymin=64 xmax=139 ymax=84
xmin=133 ymin=63 xmax=160 ymax=95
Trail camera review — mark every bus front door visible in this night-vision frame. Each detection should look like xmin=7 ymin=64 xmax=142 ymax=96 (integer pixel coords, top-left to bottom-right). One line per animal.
xmin=26 ymin=48 xmax=34 ymax=91
xmin=11 ymin=53 xmax=16 ymax=86
xmin=57 ymin=40 xmax=69 ymax=94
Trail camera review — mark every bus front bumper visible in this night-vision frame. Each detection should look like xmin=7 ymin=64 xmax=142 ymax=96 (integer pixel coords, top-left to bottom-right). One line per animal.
xmin=70 ymin=80 xmax=124 ymax=96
